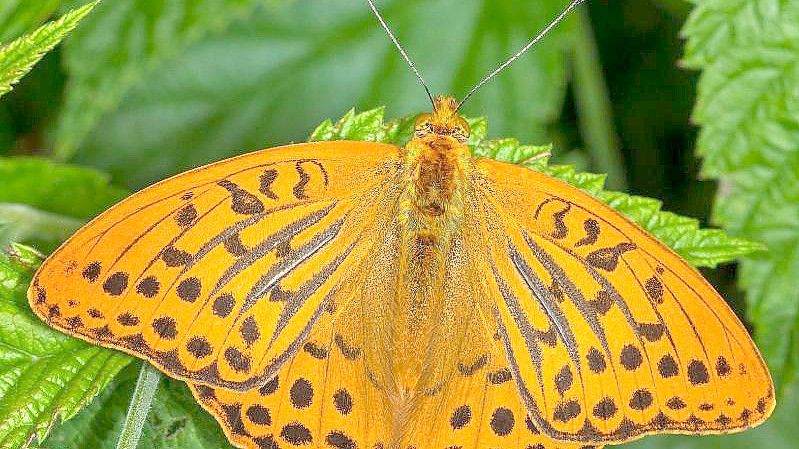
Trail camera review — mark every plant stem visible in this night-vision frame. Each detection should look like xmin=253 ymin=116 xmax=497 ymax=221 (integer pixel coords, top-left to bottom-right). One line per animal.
xmin=572 ymin=7 xmax=627 ymax=190
xmin=115 ymin=362 xmax=161 ymax=449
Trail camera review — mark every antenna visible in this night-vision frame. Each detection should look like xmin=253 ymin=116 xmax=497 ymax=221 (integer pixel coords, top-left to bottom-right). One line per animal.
xmin=457 ymin=0 xmax=586 ymax=111
xmin=366 ymin=0 xmax=436 ymax=108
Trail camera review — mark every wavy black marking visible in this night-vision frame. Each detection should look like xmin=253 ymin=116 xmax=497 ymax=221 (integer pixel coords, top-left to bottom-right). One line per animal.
xmin=303 ymin=342 xmax=329 ymax=359
xmin=217 ymin=179 xmax=265 ymax=215
xmin=334 ymin=333 xmax=362 ymax=361
xmin=507 ymin=243 xmax=581 ymax=372
xmin=586 ymin=242 xmax=637 ymax=271
xmin=575 ymin=218 xmax=600 ymax=247
xmin=458 ymin=354 xmax=488 ymax=376
xmin=301 ymin=159 xmax=329 ymax=186
xmin=293 ymin=163 xmax=311 ymax=199
xmin=533 ymin=198 xmax=555 ymax=219
xmin=268 ymin=235 xmax=353 ymax=343
xmin=209 ymin=204 xmax=337 ymax=300
xmin=246 ymin=286 xmax=340 ymax=391
xmin=524 ymin=233 xmax=611 ymax=357
xmin=259 ymin=169 xmax=279 ymax=200
xmin=574 ymin=240 xmax=683 ymax=387
xmin=551 ymin=204 xmax=571 ymax=239
xmin=492 ymin=307 xmax=546 ymax=427
xmin=490 ymin=263 xmax=544 ymax=373
xmin=241 ymin=217 xmax=345 ymax=317
xmin=292 ymin=160 xmax=330 ymax=200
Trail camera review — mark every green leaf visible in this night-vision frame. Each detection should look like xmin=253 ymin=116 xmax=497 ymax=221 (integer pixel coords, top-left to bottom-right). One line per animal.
xmin=0 ymin=1 xmax=97 ymax=98
xmin=65 ymin=0 xmax=576 ymax=188
xmin=313 ymin=107 xmax=762 ymax=268
xmin=0 ymin=157 xmax=127 ymax=252
xmin=53 ymin=0 xmax=281 ymax=160
xmin=0 ymin=244 xmax=131 ymax=449
xmin=683 ymin=0 xmax=799 ymax=390
xmin=0 ymin=1 xmax=61 ymax=42
xmin=42 ymin=363 xmax=232 ymax=449
xmin=0 ymin=204 xmax=83 ymax=254
xmin=0 ymin=157 xmax=127 ymax=219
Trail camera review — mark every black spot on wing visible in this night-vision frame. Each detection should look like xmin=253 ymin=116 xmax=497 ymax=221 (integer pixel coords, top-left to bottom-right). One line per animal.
xmin=333 ymin=389 xmax=353 ymax=415
xmin=490 ymin=407 xmax=514 ymax=436
xmin=152 ymin=316 xmax=178 ymax=339
xmin=575 ymin=219 xmax=600 ymax=247
xmin=240 ymin=316 xmax=261 ymax=346
xmin=290 ymin=378 xmax=313 ymax=409
xmin=186 ymin=336 xmax=213 ymax=359
xmin=218 ymin=179 xmax=265 ymax=215
xmin=103 ymin=272 xmax=128 ymax=296
xmin=658 ymin=354 xmax=679 ymax=378
xmin=586 ymin=242 xmax=637 ymax=271
xmin=620 ymin=344 xmax=643 ymax=371
xmin=136 ymin=276 xmax=160 ymax=298
xmin=176 ymin=277 xmax=201 ymax=302
xmin=688 ymin=360 xmax=710 ymax=385
xmin=326 ymin=431 xmax=355 ymax=449
xmin=162 ymin=245 xmax=192 ymax=267
xmin=82 ymin=262 xmax=101 ymax=282
xmin=213 ymin=293 xmax=236 ymax=317
xmin=223 ymin=233 xmax=248 ymax=256
xmin=175 ymin=204 xmax=198 ymax=227
xmin=281 ymin=422 xmax=312 ymax=445
xmin=246 ymin=405 xmax=272 ymax=425
xmin=450 ymin=405 xmax=471 ymax=429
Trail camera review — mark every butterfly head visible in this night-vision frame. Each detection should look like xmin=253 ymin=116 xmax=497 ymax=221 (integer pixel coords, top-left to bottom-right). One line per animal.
xmin=414 ymin=96 xmax=471 ymax=144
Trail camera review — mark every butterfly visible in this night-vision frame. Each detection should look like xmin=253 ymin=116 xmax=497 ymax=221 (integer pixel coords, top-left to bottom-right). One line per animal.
xmin=26 ymin=1 xmax=774 ymax=449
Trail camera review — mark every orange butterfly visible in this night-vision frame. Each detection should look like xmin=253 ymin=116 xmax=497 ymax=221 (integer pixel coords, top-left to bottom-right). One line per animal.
xmin=27 ymin=1 xmax=774 ymax=449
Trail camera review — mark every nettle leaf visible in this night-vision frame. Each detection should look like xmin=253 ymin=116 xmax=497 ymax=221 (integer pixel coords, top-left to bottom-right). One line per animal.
xmin=66 ymin=0 xmax=575 ymax=189
xmin=313 ymin=107 xmax=762 ymax=268
xmin=42 ymin=363 xmax=232 ymax=449
xmin=0 ymin=1 xmax=97 ymax=98
xmin=53 ymin=0 xmax=281 ymax=160
xmin=0 ymin=1 xmax=61 ymax=42
xmin=0 ymin=157 xmax=127 ymax=252
xmin=683 ymin=0 xmax=799 ymax=390
xmin=0 ymin=244 xmax=131 ymax=449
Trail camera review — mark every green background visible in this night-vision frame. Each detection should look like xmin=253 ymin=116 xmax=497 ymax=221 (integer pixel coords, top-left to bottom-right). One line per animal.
xmin=1 ymin=0 xmax=797 ymax=448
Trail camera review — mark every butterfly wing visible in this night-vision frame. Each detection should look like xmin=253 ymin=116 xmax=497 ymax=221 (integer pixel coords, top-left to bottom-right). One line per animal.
xmin=193 ymin=220 xmax=601 ymax=449
xmin=470 ymin=158 xmax=775 ymax=444
xmin=191 ymin=213 xmax=402 ymax=449
xmin=190 ymin=279 xmax=394 ymax=449
xmin=28 ymin=141 xmax=403 ymax=390
xmin=401 ymin=292 xmax=605 ymax=449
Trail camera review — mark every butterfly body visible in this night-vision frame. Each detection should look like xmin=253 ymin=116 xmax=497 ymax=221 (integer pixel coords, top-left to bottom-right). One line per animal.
xmin=348 ymin=97 xmax=480 ymax=439
xmin=28 ymin=96 xmax=774 ymax=449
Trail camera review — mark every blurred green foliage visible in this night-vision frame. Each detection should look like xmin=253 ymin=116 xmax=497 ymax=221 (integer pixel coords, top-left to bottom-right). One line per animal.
xmin=0 ymin=0 xmax=797 ymax=448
